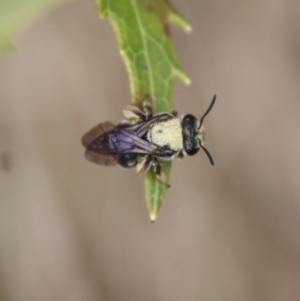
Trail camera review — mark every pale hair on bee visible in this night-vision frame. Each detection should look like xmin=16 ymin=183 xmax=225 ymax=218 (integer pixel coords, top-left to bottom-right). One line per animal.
xmin=81 ymin=95 xmax=216 ymax=188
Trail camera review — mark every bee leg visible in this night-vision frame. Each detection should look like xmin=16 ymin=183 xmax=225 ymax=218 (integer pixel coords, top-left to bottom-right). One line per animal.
xmin=123 ymin=106 xmax=147 ymax=121
xmin=151 ymin=158 xmax=170 ymax=189
xmin=136 ymin=155 xmax=152 ymax=174
xmin=142 ymin=100 xmax=153 ymax=119
xmin=136 ymin=156 xmax=170 ymax=188
xmin=123 ymin=98 xmax=153 ymax=122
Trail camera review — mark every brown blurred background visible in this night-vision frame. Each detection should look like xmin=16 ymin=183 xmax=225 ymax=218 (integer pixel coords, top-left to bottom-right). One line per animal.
xmin=1 ymin=0 xmax=300 ymax=300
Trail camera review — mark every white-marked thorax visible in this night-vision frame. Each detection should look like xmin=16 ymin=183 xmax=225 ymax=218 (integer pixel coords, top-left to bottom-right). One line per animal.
xmin=147 ymin=118 xmax=183 ymax=151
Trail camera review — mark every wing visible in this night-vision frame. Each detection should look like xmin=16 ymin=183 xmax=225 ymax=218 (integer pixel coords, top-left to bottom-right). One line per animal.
xmin=84 ymin=151 xmax=118 ymax=166
xmin=81 ymin=121 xmax=118 ymax=166
xmin=81 ymin=121 xmax=115 ymax=147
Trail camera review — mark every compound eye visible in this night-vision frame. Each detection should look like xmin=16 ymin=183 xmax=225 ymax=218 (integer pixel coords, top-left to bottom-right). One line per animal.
xmin=187 ymin=147 xmax=199 ymax=156
xmin=182 ymin=115 xmax=199 ymax=156
xmin=118 ymin=153 xmax=138 ymax=168
xmin=182 ymin=114 xmax=197 ymax=128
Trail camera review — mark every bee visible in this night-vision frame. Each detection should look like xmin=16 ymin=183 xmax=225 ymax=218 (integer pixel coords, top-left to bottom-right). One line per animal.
xmin=81 ymin=95 xmax=216 ymax=188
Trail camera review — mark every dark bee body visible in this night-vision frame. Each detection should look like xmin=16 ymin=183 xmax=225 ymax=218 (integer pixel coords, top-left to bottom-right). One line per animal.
xmin=81 ymin=95 xmax=216 ymax=187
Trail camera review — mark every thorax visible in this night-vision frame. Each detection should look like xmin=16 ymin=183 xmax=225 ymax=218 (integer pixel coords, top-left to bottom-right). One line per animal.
xmin=146 ymin=117 xmax=183 ymax=151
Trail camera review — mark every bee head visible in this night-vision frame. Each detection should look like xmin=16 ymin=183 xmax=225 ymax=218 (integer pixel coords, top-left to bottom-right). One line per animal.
xmin=182 ymin=95 xmax=216 ymax=165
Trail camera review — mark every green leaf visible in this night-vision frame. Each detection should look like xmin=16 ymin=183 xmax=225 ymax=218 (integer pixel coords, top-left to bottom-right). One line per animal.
xmin=0 ymin=0 xmax=71 ymax=53
xmin=96 ymin=0 xmax=190 ymax=221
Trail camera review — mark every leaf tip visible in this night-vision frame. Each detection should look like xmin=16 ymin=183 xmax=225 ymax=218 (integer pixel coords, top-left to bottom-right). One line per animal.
xmin=172 ymin=61 xmax=191 ymax=85
xmin=150 ymin=212 xmax=157 ymax=222
xmin=168 ymin=10 xmax=191 ymax=33
xmin=184 ymin=77 xmax=191 ymax=85
xmin=185 ymin=24 xmax=192 ymax=33
xmin=176 ymin=71 xmax=191 ymax=85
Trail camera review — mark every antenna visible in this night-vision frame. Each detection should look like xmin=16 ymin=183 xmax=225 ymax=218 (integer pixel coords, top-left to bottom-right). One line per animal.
xmin=201 ymin=144 xmax=214 ymax=166
xmin=199 ymin=94 xmax=217 ymax=129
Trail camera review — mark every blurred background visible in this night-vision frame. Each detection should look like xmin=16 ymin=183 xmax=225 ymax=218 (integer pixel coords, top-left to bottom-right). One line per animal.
xmin=1 ymin=0 xmax=300 ymax=300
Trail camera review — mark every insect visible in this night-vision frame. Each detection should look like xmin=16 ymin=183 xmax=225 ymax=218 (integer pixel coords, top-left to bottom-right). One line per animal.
xmin=81 ymin=95 xmax=216 ymax=188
